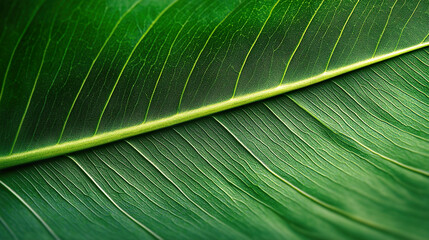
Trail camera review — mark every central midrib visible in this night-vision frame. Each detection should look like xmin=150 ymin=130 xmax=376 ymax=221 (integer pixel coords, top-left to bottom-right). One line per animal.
xmin=0 ymin=42 xmax=427 ymax=169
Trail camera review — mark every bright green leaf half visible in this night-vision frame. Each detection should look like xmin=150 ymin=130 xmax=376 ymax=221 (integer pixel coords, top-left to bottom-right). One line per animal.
xmin=1 ymin=0 xmax=428 ymax=168
xmin=0 ymin=47 xmax=428 ymax=239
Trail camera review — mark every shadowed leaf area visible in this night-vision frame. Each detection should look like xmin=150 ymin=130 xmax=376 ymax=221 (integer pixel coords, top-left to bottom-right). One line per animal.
xmin=0 ymin=0 xmax=428 ymax=239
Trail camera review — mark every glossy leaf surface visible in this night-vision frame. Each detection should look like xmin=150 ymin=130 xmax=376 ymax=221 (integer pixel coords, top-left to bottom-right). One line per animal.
xmin=1 ymin=0 xmax=428 ymax=167
xmin=1 ymin=48 xmax=428 ymax=239
xmin=0 ymin=0 xmax=428 ymax=239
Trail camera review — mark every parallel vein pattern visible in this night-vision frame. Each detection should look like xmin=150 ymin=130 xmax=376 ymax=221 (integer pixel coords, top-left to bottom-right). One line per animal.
xmin=1 ymin=0 xmax=428 ymax=167
xmin=0 ymin=48 xmax=428 ymax=239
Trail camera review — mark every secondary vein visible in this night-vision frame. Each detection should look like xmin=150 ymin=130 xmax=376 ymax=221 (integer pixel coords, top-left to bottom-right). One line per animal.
xmin=0 ymin=0 xmax=46 ymax=103
xmin=94 ymin=0 xmax=181 ymax=135
xmin=280 ymin=0 xmax=325 ymax=85
xmin=231 ymin=0 xmax=282 ymax=98
xmin=143 ymin=19 xmax=189 ymax=123
xmin=57 ymin=0 xmax=145 ymax=143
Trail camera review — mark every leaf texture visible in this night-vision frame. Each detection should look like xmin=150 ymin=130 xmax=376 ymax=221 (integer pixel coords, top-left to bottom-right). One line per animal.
xmin=0 ymin=47 xmax=428 ymax=239
xmin=1 ymin=0 xmax=428 ymax=167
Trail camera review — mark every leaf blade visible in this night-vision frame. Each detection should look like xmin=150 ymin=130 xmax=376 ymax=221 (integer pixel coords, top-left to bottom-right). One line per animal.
xmin=1 ymin=0 xmax=428 ymax=168
xmin=1 ymin=47 xmax=428 ymax=239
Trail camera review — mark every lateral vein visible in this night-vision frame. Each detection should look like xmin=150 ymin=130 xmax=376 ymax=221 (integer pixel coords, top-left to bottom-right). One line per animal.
xmin=144 ymin=20 xmax=189 ymax=123
xmin=325 ymin=0 xmax=359 ymax=71
xmin=9 ymin=9 xmax=57 ymax=154
xmin=177 ymin=2 xmax=245 ymax=113
xmin=68 ymin=155 xmax=163 ymax=240
xmin=94 ymin=0 xmax=181 ymax=135
xmin=280 ymin=0 xmax=325 ymax=85
xmin=372 ymin=0 xmax=398 ymax=57
xmin=58 ymin=0 xmax=145 ymax=143
xmin=231 ymin=0 xmax=281 ymax=98
xmin=0 ymin=0 xmax=47 ymax=102
xmin=0 ymin=180 xmax=60 ymax=240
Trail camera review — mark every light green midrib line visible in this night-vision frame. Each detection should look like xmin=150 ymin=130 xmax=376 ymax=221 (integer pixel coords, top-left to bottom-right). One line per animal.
xmin=0 ymin=43 xmax=427 ymax=169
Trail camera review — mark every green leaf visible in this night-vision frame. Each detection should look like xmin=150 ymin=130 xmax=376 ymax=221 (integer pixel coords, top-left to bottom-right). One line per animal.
xmin=1 ymin=0 xmax=428 ymax=239
xmin=1 ymin=0 xmax=428 ymax=168
xmin=1 ymin=48 xmax=428 ymax=239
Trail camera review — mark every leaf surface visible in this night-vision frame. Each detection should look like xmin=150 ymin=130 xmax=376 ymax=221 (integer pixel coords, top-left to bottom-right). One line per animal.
xmin=0 ymin=47 xmax=428 ymax=240
xmin=0 ymin=1 xmax=428 ymax=239
xmin=1 ymin=0 xmax=428 ymax=167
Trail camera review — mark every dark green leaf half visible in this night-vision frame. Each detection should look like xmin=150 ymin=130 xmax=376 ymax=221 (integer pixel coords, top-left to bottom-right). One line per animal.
xmin=1 ymin=0 xmax=428 ymax=168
